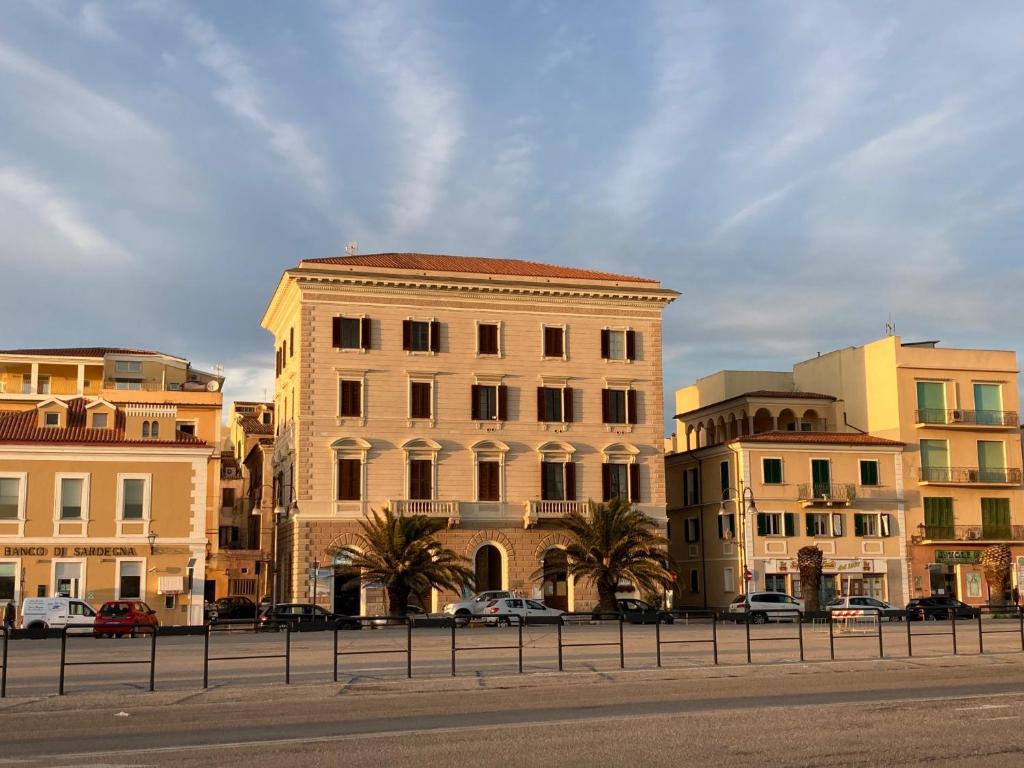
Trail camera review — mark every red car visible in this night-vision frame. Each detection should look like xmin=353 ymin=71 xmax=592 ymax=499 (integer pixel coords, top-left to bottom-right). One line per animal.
xmin=94 ymin=600 xmax=160 ymax=637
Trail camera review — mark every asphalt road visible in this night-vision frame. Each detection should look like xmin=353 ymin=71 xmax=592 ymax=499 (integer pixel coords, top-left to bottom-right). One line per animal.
xmin=3 ymin=656 xmax=1024 ymax=766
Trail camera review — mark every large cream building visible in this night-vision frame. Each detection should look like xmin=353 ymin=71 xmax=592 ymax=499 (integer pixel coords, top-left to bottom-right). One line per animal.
xmin=666 ymin=335 xmax=1023 ymax=608
xmin=261 ymin=252 xmax=678 ymax=613
xmin=0 ymin=347 xmax=224 ymax=624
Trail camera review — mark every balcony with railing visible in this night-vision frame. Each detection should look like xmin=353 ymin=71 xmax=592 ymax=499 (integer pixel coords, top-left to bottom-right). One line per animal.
xmin=523 ymin=499 xmax=590 ymax=528
xmin=918 ymin=466 xmax=1022 ymax=485
xmin=915 ymin=409 xmax=1018 ymax=428
xmin=797 ymin=483 xmax=856 ymax=507
xmin=916 ymin=524 xmax=1024 ymax=542
xmin=388 ymin=499 xmax=460 ymax=526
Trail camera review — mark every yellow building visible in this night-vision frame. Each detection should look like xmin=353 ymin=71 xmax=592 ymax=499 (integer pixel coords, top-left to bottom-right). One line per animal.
xmin=666 ymin=336 xmax=1023 ymax=608
xmin=261 ymin=252 xmax=678 ymax=613
xmin=0 ymin=347 xmax=226 ymax=623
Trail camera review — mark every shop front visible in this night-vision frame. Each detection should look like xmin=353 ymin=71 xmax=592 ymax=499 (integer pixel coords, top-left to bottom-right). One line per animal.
xmin=909 ymin=545 xmax=1024 ymax=605
xmin=760 ymin=557 xmax=894 ymax=604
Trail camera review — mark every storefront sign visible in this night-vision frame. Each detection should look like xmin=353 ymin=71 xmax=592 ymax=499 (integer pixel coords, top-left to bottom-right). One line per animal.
xmin=1 ymin=546 xmax=139 ymax=558
xmin=773 ymin=558 xmax=876 ymax=574
xmin=935 ymin=550 xmax=981 ymax=564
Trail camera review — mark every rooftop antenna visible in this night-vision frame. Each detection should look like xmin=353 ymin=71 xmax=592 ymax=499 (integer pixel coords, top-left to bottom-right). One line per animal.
xmin=345 ymin=241 xmax=358 ymax=256
xmin=885 ymin=315 xmax=896 ymax=337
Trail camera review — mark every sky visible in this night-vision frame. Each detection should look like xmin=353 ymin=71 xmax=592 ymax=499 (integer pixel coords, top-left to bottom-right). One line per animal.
xmin=2 ymin=1 xmax=1024 ymax=433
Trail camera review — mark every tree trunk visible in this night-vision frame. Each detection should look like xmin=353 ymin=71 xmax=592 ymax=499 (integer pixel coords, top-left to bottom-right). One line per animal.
xmin=387 ymin=582 xmax=411 ymax=617
xmin=596 ymin=577 xmax=618 ymax=614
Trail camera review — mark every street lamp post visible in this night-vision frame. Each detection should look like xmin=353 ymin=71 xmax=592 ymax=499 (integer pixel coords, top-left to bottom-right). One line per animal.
xmin=719 ymin=482 xmax=757 ymax=611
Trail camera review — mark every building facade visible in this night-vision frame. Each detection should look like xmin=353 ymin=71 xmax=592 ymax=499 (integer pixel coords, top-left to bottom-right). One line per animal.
xmin=0 ymin=347 xmax=225 ymax=624
xmin=261 ymin=252 xmax=677 ymax=613
xmin=666 ymin=336 xmax=1023 ymax=608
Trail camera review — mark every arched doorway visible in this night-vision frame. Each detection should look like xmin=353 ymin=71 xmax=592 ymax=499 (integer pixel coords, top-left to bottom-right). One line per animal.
xmin=332 ymin=552 xmax=361 ymax=616
xmin=541 ymin=549 xmax=569 ymax=611
xmin=475 ymin=544 xmax=503 ymax=592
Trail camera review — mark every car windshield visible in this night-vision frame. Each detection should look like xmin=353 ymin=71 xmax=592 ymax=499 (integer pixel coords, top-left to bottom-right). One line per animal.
xmin=826 ymin=598 xmax=844 ymax=606
xmin=730 ymin=596 xmax=746 ymax=604
xmin=100 ymin=604 xmax=130 ymax=618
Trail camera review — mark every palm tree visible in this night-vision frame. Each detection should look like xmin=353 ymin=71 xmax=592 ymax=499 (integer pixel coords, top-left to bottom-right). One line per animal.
xmin=797 ymin=545 xmax=824 ymax=612
xmin=335 ymin=508 xmax=475 ymax=615
xmin=553 ymin=498 xmax=674 ymax=614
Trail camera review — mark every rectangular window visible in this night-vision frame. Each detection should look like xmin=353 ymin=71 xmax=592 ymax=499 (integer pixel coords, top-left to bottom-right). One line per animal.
xmin=720 ymin=461 xmax=730 ymax=498
xmin=605 ymin=464 xmax=629 ymax=502
xmin=723 ymin=567 xmax=735 ymax=593
xmin=92 ymin=412 xmax=108 ymax=429
xmin=757 ymin=512 xmax=783 ymax=536
xmin=854 ymin=513 xmax=880 ymax=537
xmin=115 ymin=381 xmax=142 ymax=390
xmin=176 ymin=421 xmax=195 ymax=436
xmin=684 ymin=517 xmax=700 ymax=543
xmin=44 ymin=412 xmax=60 ymax=427
xmin=541 ymin=461 xmax=566 ymax=501
xmin=683 ymin=468 xmax=699 ymax=506
xmin=978 ymin=441 xmax=1006 ymax=482
xmin=334 ymin=317 xmax=363 ymax=350
xmin=974 ymin=383 xmax=1004 ymax=424
xmin=409 ymin=460 xmax=432 ymax=500
xmin=410 ymin=382 xmax=432 ymax=419
xmin=689 ymin=569 xmax=699 ymax=594
xmin=60 ymin=478 xmax=83 ymax=519
xmin=604 ymin=389 xmax=626 ymax=423
xmin=923 ymin=497 xmax=954 ymax=538
xmin=0 ymin=478 xmax=20 ymax=520
xmin=116 ymin=360 xmax=142 ymax=374
xmin=219 ymin=526 xmax=240 ymax=547
xmin=118 ymin=561 xmax=142 ymax=600
xmin=222 ymin=488 xmax=235 ymax=508
xmin=543 ymin=326 xmax=564 ymax=358
xmin=478 ymin=323 xmax=499 ymax=355
xmin=478 ymin=461 xmax=500 ymax=501
xmin=601 ymin=329 xmax=637 ymax=361
xmin=916 ymin=380 xmax=946 ymax=422
xmin=811 ymin=459 xmax=831 ymax=496
xmin=21 ymin=374 xmax=31 ymax=394
xmin=718 ymin=513 xmax=735 ymax=540
xmin=762 ymin=458 xmax=783 ymax=485
xmin=54 ymin=562 xmax=82 ymax=598
xmin=405 ymin=320 xmax=432 ymax=352
xmin=981 ymin=498 xmax=1011 ymax=539
xmin=764 ymin=574 xmax=787 ymax=593
xmin=474 ymin=384 xmax=498 ymax=420
xmin=38 ymin=376 xmax=51 ymax=395
xmin=337 ymin=459 xmax=361 ymax=501
xmin=859 ymin=460 xmax=880 ymax=486
xmin=122 ymin=479 xmax=145 ymax=519
xmin=920 ymin=439 xmax=950 ymax=482
xmin=339 ymin=380 xmax=362 ymax=418
xmin=806 ymin=512 xmax=831 ymax=537
xmin=606 ymin=330 xmax=626 ymax=361
xmin=538 ymin=387 xmax=563 ymax=422
xmin=0 ymin=563 xmax=14 ymax=602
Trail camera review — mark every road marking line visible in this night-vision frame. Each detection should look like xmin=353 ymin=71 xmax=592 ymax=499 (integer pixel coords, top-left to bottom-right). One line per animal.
xmin=954 ymin=704 xmax=1012 ymax=711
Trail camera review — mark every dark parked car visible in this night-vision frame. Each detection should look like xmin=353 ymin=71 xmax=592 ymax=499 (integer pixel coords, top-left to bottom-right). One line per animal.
xmin=208 ymin=596 xmax=258 ymax=622
xmin=907 ymin=596 xmax=981 ymax=621
xmin=593 ymin=598 xmax=675 ymax=624
xmin=94 ymin=601 xmax=159 ymax=637
xmin=257 ymin=603 xmax=359 ymax=630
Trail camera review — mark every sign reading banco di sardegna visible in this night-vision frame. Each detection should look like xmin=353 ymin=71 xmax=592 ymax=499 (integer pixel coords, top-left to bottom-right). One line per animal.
xmin=1 ymin=546 xmax=140 ymax=557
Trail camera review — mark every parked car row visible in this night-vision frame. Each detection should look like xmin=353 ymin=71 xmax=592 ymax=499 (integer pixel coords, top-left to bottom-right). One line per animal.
xmin=20 ymin=597 xmax=159 ymax=637
xmin=725 ymin=591 xmax=984 ymax=623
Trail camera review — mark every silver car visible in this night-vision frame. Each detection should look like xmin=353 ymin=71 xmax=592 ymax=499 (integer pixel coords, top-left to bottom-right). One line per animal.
xmin=728 ymin=591 xmax=804 ymax=624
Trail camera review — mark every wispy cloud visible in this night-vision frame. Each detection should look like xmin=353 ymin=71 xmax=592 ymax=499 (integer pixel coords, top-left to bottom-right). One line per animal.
xmin=337 ymin=3 xmax=463 ymax=235
xmin=78 ymin=2 xmax=119 ymax=41
xmin=0 ymin=166 xmax=129 ymax=262
xmin=180 ymin=12 xmax=335 ymax=214
xmin=603 ymin=4 xmax=719 ymax=220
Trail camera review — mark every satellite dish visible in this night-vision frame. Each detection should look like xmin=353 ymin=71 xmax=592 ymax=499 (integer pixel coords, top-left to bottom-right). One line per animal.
xmin=206 ymin=380 xmax=220 ymax=392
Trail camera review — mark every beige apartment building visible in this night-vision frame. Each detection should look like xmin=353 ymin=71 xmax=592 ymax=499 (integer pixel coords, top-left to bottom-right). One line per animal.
xmin=0 ymin=347 xmax=225 ymax=623
xmin=666 ymin=335 xmax=1023 ymax=608
xmin=261 ymin=252 xmax=677 ymax=614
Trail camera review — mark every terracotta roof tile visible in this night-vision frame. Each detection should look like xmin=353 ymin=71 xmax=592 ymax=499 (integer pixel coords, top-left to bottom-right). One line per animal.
xmin=732 ymin=431 xmax=903 ymax=447
xmin=0 ymin=399 xmax=208 ymax=448
xmin=301 ymin=253 xmax=657 ymax=284
xmin=237 ymin=415 xmax=274 ymax=436
xmin=0 ymin=347 xmax=166 ymax=358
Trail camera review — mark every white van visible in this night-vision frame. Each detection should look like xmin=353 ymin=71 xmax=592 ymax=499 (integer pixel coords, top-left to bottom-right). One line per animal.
xmin=20 ymin=597 xmax=97 ymax=629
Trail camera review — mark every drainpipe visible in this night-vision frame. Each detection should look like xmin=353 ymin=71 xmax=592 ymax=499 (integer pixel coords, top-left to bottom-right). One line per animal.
xmin=844 ymin=411 xmax=868 ymax=434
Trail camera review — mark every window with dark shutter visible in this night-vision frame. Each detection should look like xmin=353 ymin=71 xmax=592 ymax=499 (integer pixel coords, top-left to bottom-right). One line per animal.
xmin=289 ymin=328 xmax=294 ymax=357
xmin=478 ymin=461 xmax=500 ymax=501
xmin=497 ymin=385 xmax=508 ymax=421
xmin=625 ymin=330 xmax=636 ymax=360
xmin=603 ymin=389 xmax=627 ymax=423
xmin=564 ymin=461 xmax=576 ymax=500
xmin=629 ymin=464 xmax=640 ymax=503
xmin=335 ymin=318 xmax=362 ymax=349
xmin=542 ymin=461 xmax=565 ymax=501
xmin=600 ymin=329 xmax=610 ymax=359
xmin=360 ymin=317 xmax=371 ymax=350
xmin=404 ymin=320 xmax=431 ymax=352
xmin=410 ymin=382 xmax=431 ymax=419
xmin=601 ymin=464 xmax=611 ymax=501
xmin=332 ymin=317 xmax=342 ymax=348
xmin=429 ymin=320 xmax=441 ymax=353
xmin=337 ymin=459 xmax=361 ymax=501
xmin=563 ymin=387 xmax=574 ymax=422
xmin=538 ymin=387 xmax=563 ymax=422
xmin=543 ymin=326 xmax=564 ymax=358
xmin=473 ymin=384 xmax=501 ymax=420
xmin=402 ymin=320 xmax=412 ymax=351
xmin=409 ymin=460 xmax=432 ymax=500
xmin=478 ymin=324 xmax=499 ymax=355
xmin=627 ymin=389 xmax=638 ymax=424
xmin=339 ymin=380 xmax=361 ymax=417
xmin=471 ymin=384 xmax=481 ymax=420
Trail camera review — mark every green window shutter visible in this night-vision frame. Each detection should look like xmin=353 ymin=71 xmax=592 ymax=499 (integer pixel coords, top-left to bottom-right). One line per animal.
xmin=974 ymin=383 xmax=1003 ymax=424
xmin=860 ymin=461 xmax=879 ymax=486
xmin=763 ymin=458 xmax=782 ymax=484
xmin=977 ymin=441 xmax=1005 ymax=470
xmin=784 ymin=513 xmax=795 ymax=537
xmin=924 ymin=498 xmax=954 ymax=538
xmin=805 ymin=514 xmax=815 ymax=537
xmin=854 ymin=514 xmax=865 ymax=537
xmin=982 ymin=498 xmax=1010 ymax=538
xmin=756 ymin=513 xmax=767 ymax=536
xmin=916 ymin=381 xmax=946 ymax=412
xmin=920 ymin=440 xmax=949 ymax=468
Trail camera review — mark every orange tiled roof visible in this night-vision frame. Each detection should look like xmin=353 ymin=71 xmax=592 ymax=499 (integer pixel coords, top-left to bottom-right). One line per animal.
xmin=0 ymin=347 xmax=166 ymax=358
xmin=0 ymin=399 xmax=208 ymax=448
xmin=733 ymin=431 xmax=903 ymax=447
xmin=237 ymin=415 xmax=274 ymax=436
xmin=302 ymin=253 xmax=657 ymax=284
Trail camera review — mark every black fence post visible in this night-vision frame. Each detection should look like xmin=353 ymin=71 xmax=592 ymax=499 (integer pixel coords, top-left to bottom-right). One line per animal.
xmin=797 ymin=611 xmax=804 ymax=662
xmin=655 ymin=620 xmax=662 ymax=668
xmin=203 ymin=623 xmax=210 ymax=689
xmin=284 ymin=623 xmax=291 ymax=685
xmin=951 ymin=608 xmax=958 ymax=655
xmin=450 ymin=618 xmax=456 ymax=677
xmin=406 ymin=619 xmax=413 ymax=679
xmin=557 ymin=620 xmax=563 ymax=671
xmin=978 ymin=610 xmax=985 ymax=655
xmin=1 ymin=626 xmax=7 ymax=698
xmin=906 ymin=610 xmax=913 ymax=658
xmin=58 ymin=627 xmax=67 ymax=695
xmin=877 ymin=610 xmax=884 ymax=659
xmin=712 ymin=613 xmax=719 ymax=665
xmin=1019 ymin=607 xmax=1024 ymax=652
xmin=517 ymin=618 xmax=523 ymax=674
xmin=618 ymin=615 xmax=625 ymax=669
xmin=828 ymin=614 xmax=835 ymax=661
xmin=149 ymin=626 xmax=157 ymax=692
xmin=333 ymin=623 xmax=339 ymax=683
xmin=745 ymin=609 xmax=752 ymax=664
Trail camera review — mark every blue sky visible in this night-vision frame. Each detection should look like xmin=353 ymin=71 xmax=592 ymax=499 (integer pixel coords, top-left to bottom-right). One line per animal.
xmin=2 ymin=1 xmax=1024 ymax=431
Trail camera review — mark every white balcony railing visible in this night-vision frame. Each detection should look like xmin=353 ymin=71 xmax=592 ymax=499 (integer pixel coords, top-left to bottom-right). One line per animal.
xmin=388 ymin=499 xmax=460 ymax=526
xmin=523 ymin=499 xmax=590 ymax=528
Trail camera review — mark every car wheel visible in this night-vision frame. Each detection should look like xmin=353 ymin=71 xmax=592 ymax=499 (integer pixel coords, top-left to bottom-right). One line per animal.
xmin=497 ymin=617 xmax=510 ymax=628
xmin=751 ymin=612 xmax=768 ymax=625
xmin=663 ymin=616 xmax=675 ymax=625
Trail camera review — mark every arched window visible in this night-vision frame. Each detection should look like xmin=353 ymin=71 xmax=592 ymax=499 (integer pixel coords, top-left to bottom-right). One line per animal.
xmin=151 ymin=421 xmax=159 ymax=438
xmin=142 ymin=421 xmax=150 ymax=438
xmin=536 ymin=441 xmax=577 ymax=502
xmin=401 ymin=438 xmax=442 ymax=501
xmin=602 ymin=442 xmax=641 ymax=504
xmin=470 ymin=440 xmax=509 ymax=502
xmin=331 ymin=437 xmax=371 ymax=503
